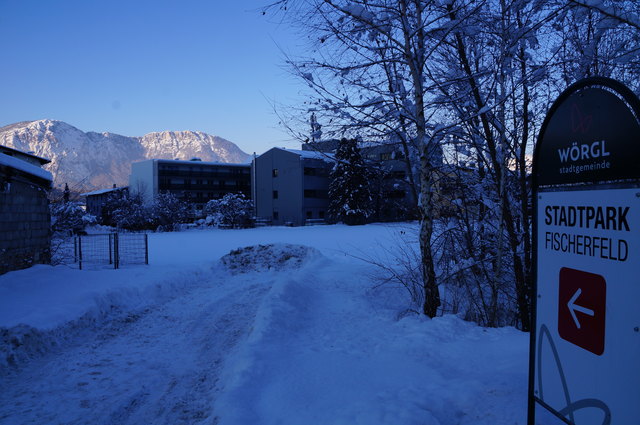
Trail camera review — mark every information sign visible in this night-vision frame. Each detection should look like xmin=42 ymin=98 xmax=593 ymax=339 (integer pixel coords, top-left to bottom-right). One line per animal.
xmin=529 ymin=78 xmax=640 ymax=425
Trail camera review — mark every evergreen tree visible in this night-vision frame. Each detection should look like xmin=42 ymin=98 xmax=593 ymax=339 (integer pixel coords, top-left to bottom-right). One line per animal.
xmin=328 ymin=138 xmax=373 ymax=226
xmin=63 ymin=183 xmax=70 ymax=203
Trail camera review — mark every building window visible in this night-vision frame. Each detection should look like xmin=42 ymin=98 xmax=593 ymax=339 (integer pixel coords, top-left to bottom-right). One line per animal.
xmin=306 ymin=211 xmax=313 ymax=219
xmin=319 ymin=211 xmax=325 ymax=219
xmin=304 ymin=167 xmax=316 ymax=176
xmin=273 ymin=190 xmax=278 ymax=199
xmin=304 ymin=189 xmax=328 ymax=198
xmin=273 ymin=211 xmax=279 ymax=220
xmin=380 ymin=152 xmax=392 ymax=161
xmin=272 ymin=169 xmax=279 ymax=177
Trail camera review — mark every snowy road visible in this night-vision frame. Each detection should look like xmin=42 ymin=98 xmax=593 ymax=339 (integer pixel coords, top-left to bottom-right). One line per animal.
xmin=0 ymin=270 xmax=270 ymax=425
xmin=0 ymin=230 xmax=530 ymax=425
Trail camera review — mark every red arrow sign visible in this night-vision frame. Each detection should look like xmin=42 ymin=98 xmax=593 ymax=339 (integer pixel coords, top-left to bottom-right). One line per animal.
xmin=558 ymin=267 xmax=606 ymax=355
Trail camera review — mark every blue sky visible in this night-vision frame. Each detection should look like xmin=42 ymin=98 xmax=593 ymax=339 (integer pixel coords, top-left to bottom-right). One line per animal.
xmin=0 ymin=0 xmax=308 ymax=154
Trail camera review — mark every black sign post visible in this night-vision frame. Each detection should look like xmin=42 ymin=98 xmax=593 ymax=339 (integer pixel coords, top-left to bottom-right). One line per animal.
xmin=529 ymin=77 xmax=640 ymax=424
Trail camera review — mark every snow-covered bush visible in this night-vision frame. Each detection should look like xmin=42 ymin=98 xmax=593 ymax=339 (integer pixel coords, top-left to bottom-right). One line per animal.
xmin=111 ymin=193 xmax=154 ymax=231
xmin=203 ymin=193 xmax=253 ymax=228
xmin=151 ymin=192 xmax=190 ymax=231
xmin=50 ymin=201 xmax=96 ymax=235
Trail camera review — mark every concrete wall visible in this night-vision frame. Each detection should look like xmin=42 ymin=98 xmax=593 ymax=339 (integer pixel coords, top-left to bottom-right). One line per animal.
xmin=0 ymin=178 xmax=51 ymax=275
xmin=129 ymin=160 xmax=157 ymax=203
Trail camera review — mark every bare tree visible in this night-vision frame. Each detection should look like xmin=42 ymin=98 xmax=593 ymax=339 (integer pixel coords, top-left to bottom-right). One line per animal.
xmin=264 ymin=0 xmax=640 ymax=327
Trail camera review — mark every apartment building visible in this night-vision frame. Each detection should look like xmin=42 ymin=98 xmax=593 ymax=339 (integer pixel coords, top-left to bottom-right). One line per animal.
xmin=129 ymin=158 xmax=251 ymax=213
xmin=253 ymin=148 xmax=333 ymax=226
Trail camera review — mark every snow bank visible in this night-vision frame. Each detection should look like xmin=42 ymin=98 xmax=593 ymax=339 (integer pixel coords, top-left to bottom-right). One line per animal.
xmin=0 ymin=264 xmax=209 ymax=369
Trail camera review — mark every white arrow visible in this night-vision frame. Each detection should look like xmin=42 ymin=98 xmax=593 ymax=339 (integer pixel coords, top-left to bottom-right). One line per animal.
xmin=567 ymin=288 xmax=595 ymax=329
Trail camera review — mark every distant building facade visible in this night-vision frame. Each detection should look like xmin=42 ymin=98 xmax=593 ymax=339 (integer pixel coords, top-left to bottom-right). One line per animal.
xmin=253 ymin=148 xmax=333 ymax=226
xmin=129 ymin=159 xmax=251 ymax=213
xmin=83 ymin=185 xmax=129 ymax=222
xmin=0 ymin=145 xmax=52 ymax=274
xmin=304 ymin=141 xmax=418 ymax=221
xmin=361 ymin=144 xmax=418 ymax=221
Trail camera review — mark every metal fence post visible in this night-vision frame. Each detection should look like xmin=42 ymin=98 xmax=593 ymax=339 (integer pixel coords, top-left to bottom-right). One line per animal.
xmin=74 ymin=236 xmax=78 ymax=263
xmin=144 ymin=234 xmax=149 ymax=265
xmin=108 ymin=233 xmax=113 ymax=265
xmin=78 ymin=236 xmax=83 ymax=270
xmin=114 ymin=233 xmax=119 ymax=269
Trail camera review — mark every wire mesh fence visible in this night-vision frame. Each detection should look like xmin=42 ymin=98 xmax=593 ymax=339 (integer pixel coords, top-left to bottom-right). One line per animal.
xmin=74 ymin=233 xmax=148 ymax=270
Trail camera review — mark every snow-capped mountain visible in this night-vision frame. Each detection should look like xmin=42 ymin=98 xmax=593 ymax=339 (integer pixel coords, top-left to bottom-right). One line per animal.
xmin=0 ymin=120 xmax=250 ymax=191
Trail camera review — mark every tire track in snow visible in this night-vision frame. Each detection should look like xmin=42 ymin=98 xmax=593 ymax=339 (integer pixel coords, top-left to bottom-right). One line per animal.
xmin=0 ymin=273 xmax=271 ymax=425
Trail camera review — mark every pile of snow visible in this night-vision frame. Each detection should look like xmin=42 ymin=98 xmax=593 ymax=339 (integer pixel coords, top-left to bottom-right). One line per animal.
xmin=220 ymin=243 xmax=320 ymax=274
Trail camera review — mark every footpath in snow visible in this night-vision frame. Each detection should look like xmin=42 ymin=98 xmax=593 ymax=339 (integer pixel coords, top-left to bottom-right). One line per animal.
xmin=0 ymin=224 xmax=529 ymax=424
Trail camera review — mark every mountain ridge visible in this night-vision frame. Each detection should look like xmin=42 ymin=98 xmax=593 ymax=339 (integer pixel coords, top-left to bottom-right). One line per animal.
xmin=0 ymin=120 xmax=251 ymax=191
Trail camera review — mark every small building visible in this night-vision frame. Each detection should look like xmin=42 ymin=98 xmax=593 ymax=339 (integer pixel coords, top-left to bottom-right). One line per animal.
xmin=129 ymin=158 xmax=251 ymax=214
xmin=253 ymin=148 xmax=333 ymax=226
xmin=0 ymin=145 xmax=52 ymax=274
xmin=83 ymin=185 xmax=129 ymax=222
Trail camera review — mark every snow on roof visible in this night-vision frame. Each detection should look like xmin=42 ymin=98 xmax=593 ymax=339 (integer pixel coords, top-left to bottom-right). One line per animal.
xmin=82 ymin=186 xmax=128 ymax=197
xmin=276 ymin=148 xmax=335 ymax=161
xmin=0 ymin=153 xmax=52 ymax=182
xmin=0 ymin=145 xmax=50 ymax=165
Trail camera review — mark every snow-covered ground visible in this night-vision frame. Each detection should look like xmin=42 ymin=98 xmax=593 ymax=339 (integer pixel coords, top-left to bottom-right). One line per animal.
xmin=0 ymin=224 xmax=529 ymax=424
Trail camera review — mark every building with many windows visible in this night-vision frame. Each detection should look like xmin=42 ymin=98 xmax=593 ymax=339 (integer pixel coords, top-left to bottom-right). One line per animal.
xmin=129 ymin=158 xmax=251 ymax=214
xmin=253 ymin=148 xmax=333 ymax=226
